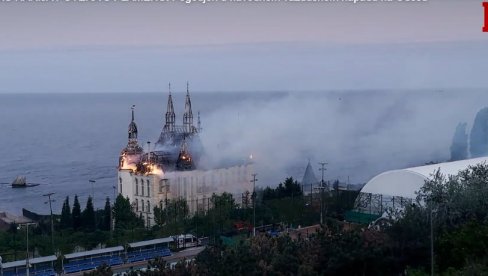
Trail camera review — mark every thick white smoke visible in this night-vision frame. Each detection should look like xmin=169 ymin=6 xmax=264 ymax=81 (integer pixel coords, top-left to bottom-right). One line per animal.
xmin=198 ymin=90 xmax=488 ymax=187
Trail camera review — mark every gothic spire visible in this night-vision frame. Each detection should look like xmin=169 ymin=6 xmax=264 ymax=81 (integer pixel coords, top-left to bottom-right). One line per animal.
xmin=121 ymin=104 xmax=142 ymax=162
xmin=164 ymin=82 xmax=175 ymax=132
xmin=183 ymin=81 xmax=194 ymax=133
xmin=128 ymin=105 xmax=138 ymax=141
xmin=126 ymin=105 xmax=143 ymax=155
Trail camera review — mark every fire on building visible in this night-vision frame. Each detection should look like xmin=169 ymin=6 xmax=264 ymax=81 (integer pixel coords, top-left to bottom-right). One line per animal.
xmin=117 ymin=83 xmax=254 ymax=226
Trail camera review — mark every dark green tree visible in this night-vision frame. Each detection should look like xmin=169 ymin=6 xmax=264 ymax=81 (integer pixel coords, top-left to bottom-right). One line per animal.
xmin=82 ymin=196 xmax=96 ymax=231
xmin=166 ymin=198 xmax=189 ymax=224
xmin=72 ymin=195 xmax=82 ymax=230
xmin=101 ymin=197 xmax=112 ymax=231
xmin=209 ymin=193 xmax=235 ymax=235
xmin=60 ymin=196 xmax=71 ymax=229
xmin=262 ymin=186 xmax=275 ymax=201
xmin=387 ymin=163 xmax=488 ymax=273
xmin=113 ymin=194 xmax=143 ymax=229
xmin=153 ymin=203 xmax=166 ymax=227
xmin=282 ymin=177 xmax=302 ymax=197
xmin=262 ymin=177 xmax=302 ymax=201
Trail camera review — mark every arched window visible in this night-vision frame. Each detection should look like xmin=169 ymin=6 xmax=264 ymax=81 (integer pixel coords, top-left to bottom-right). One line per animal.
xmin=141 ymin=179 xmax=144 ymax=196
xmin=147 ymin=200 xmax=150 ymax=213
xmin=135 ymin=178 xmax=139 ymax=195
xmin=135 ymin=199 xmax=139 ymax=212
xmin=147 ymin=180 xmax=150 ymax=197
xmin=142 ymin=199 xmax=145 ymax=212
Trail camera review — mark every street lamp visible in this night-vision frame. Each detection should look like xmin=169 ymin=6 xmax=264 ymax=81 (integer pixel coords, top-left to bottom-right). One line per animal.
xmin=18 ymin=222 xmax=37 ymax=276
xmin=111 ymin=185 xmax=117 ymax=233
xmin=112 ymin=185 xmax=117 ymax=200
xmin=250 ymin=174 xmax=258 ymax=237
xmin=430 ymin=206 xmax=437 ymax=276
xmin=43 ymin=192 xmax=55 ymax=255
xmin=317 ymin=162 xmax=328 ymax=225
xmin=89 ymin=180 xmax=96 ymax=199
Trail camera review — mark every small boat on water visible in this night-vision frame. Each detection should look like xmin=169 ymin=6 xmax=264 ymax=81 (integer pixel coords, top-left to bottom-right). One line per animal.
xmin=11 ymin=176 xmax=40 ymax=188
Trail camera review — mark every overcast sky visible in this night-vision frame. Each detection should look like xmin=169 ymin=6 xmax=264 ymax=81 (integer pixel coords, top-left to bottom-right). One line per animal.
xmin=0 ymin=0 xmax=487 ymax=92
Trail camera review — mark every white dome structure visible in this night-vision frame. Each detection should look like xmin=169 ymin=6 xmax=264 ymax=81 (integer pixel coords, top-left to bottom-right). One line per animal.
xmin=348 ymin=157 xmax=488 ymax=222
xmin=361 ymin=157 xmax=488 ymax=199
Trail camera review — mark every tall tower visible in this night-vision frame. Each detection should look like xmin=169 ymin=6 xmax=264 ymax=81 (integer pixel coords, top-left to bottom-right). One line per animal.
xmin=164 ymin=83 xmax=176 ymax=132
xmin=120 ymin=105 xmax=143 ymax=168
xmin=183 ymin=82 xmax=194 ymax=133
xmin=128 ymin=105 xmax=139 ymax=149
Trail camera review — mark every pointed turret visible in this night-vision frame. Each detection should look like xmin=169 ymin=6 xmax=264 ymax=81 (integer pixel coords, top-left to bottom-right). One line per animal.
xmin=128 ymin=105 xmax=138 ymax=142
xmin=120 ymin=105 xmax=143 ymax=168
xmin=302 ymin=160 xmax=318 ymax=194
xmin=183 ymin=82 xmax=194 ymax=133
xmin=164 ymin=83 xmax=176 ymax=132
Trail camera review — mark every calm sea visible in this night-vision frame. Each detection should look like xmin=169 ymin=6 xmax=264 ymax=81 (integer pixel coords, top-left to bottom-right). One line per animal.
xmin=1 ymin=90 xmax=487 ymax=215
xmin=0 ymin=92 xmax=285 ymax=215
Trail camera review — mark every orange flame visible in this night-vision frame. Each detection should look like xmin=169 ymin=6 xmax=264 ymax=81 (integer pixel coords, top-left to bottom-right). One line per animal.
xmin=147 ymin=163 xmax=164 ymax=176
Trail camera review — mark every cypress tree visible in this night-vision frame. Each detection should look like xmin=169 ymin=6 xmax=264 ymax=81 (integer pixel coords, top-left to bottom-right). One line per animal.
xmin=113 ymin=194 xmax=144 ymax=229
xmin=102 ymin=197 xmax=112 ymax=231
xmin=72 ymin=195 xmax=82 ymax=230
xmin=82 ymin=196 xmax=96 ymax=231
xmin=60 ymin=196 xmax=71 ymax=229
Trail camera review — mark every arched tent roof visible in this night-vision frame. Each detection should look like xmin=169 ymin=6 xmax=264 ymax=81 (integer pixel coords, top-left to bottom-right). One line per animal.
xmin=361 ymin=157 xmax=488 ymax=199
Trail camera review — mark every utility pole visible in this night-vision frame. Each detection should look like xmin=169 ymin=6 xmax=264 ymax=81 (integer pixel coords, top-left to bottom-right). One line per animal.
xmin=250 ymin=174 xmax=258 ymax=237
xmin=110 ymin=185 xmax=116 ymax=237
xmin=430 ymin=207 xmax=434 ymax=276
xmin=112 ymin=185 xmax=117 ymax=200
xmin=19 ymin=222 xmax=36 ymax=276
xmin=43 ymin=193 xmax=55 ymax=255
xmin=318 ymin=162 xmax=327 ymax=189
xmin=317 ymin=162 xmax=328 ymax=225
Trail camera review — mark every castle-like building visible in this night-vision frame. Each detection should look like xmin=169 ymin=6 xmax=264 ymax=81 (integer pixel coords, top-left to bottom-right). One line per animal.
xmin=118 ymin=84 xmax=253 ymax=226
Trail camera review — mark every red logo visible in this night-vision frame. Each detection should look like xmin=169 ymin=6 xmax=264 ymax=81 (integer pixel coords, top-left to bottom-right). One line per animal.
xmin=484 ymin=2 xmax=488 ymax=32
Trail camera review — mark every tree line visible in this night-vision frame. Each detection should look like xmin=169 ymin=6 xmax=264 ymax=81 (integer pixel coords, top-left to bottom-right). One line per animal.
xmin=109 ymin=164 xmax=488 ymax=275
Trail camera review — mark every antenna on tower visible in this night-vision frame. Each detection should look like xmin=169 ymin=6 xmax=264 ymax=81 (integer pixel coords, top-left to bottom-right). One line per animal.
xmin=147 ymin=141 xmax=151 ymax=165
